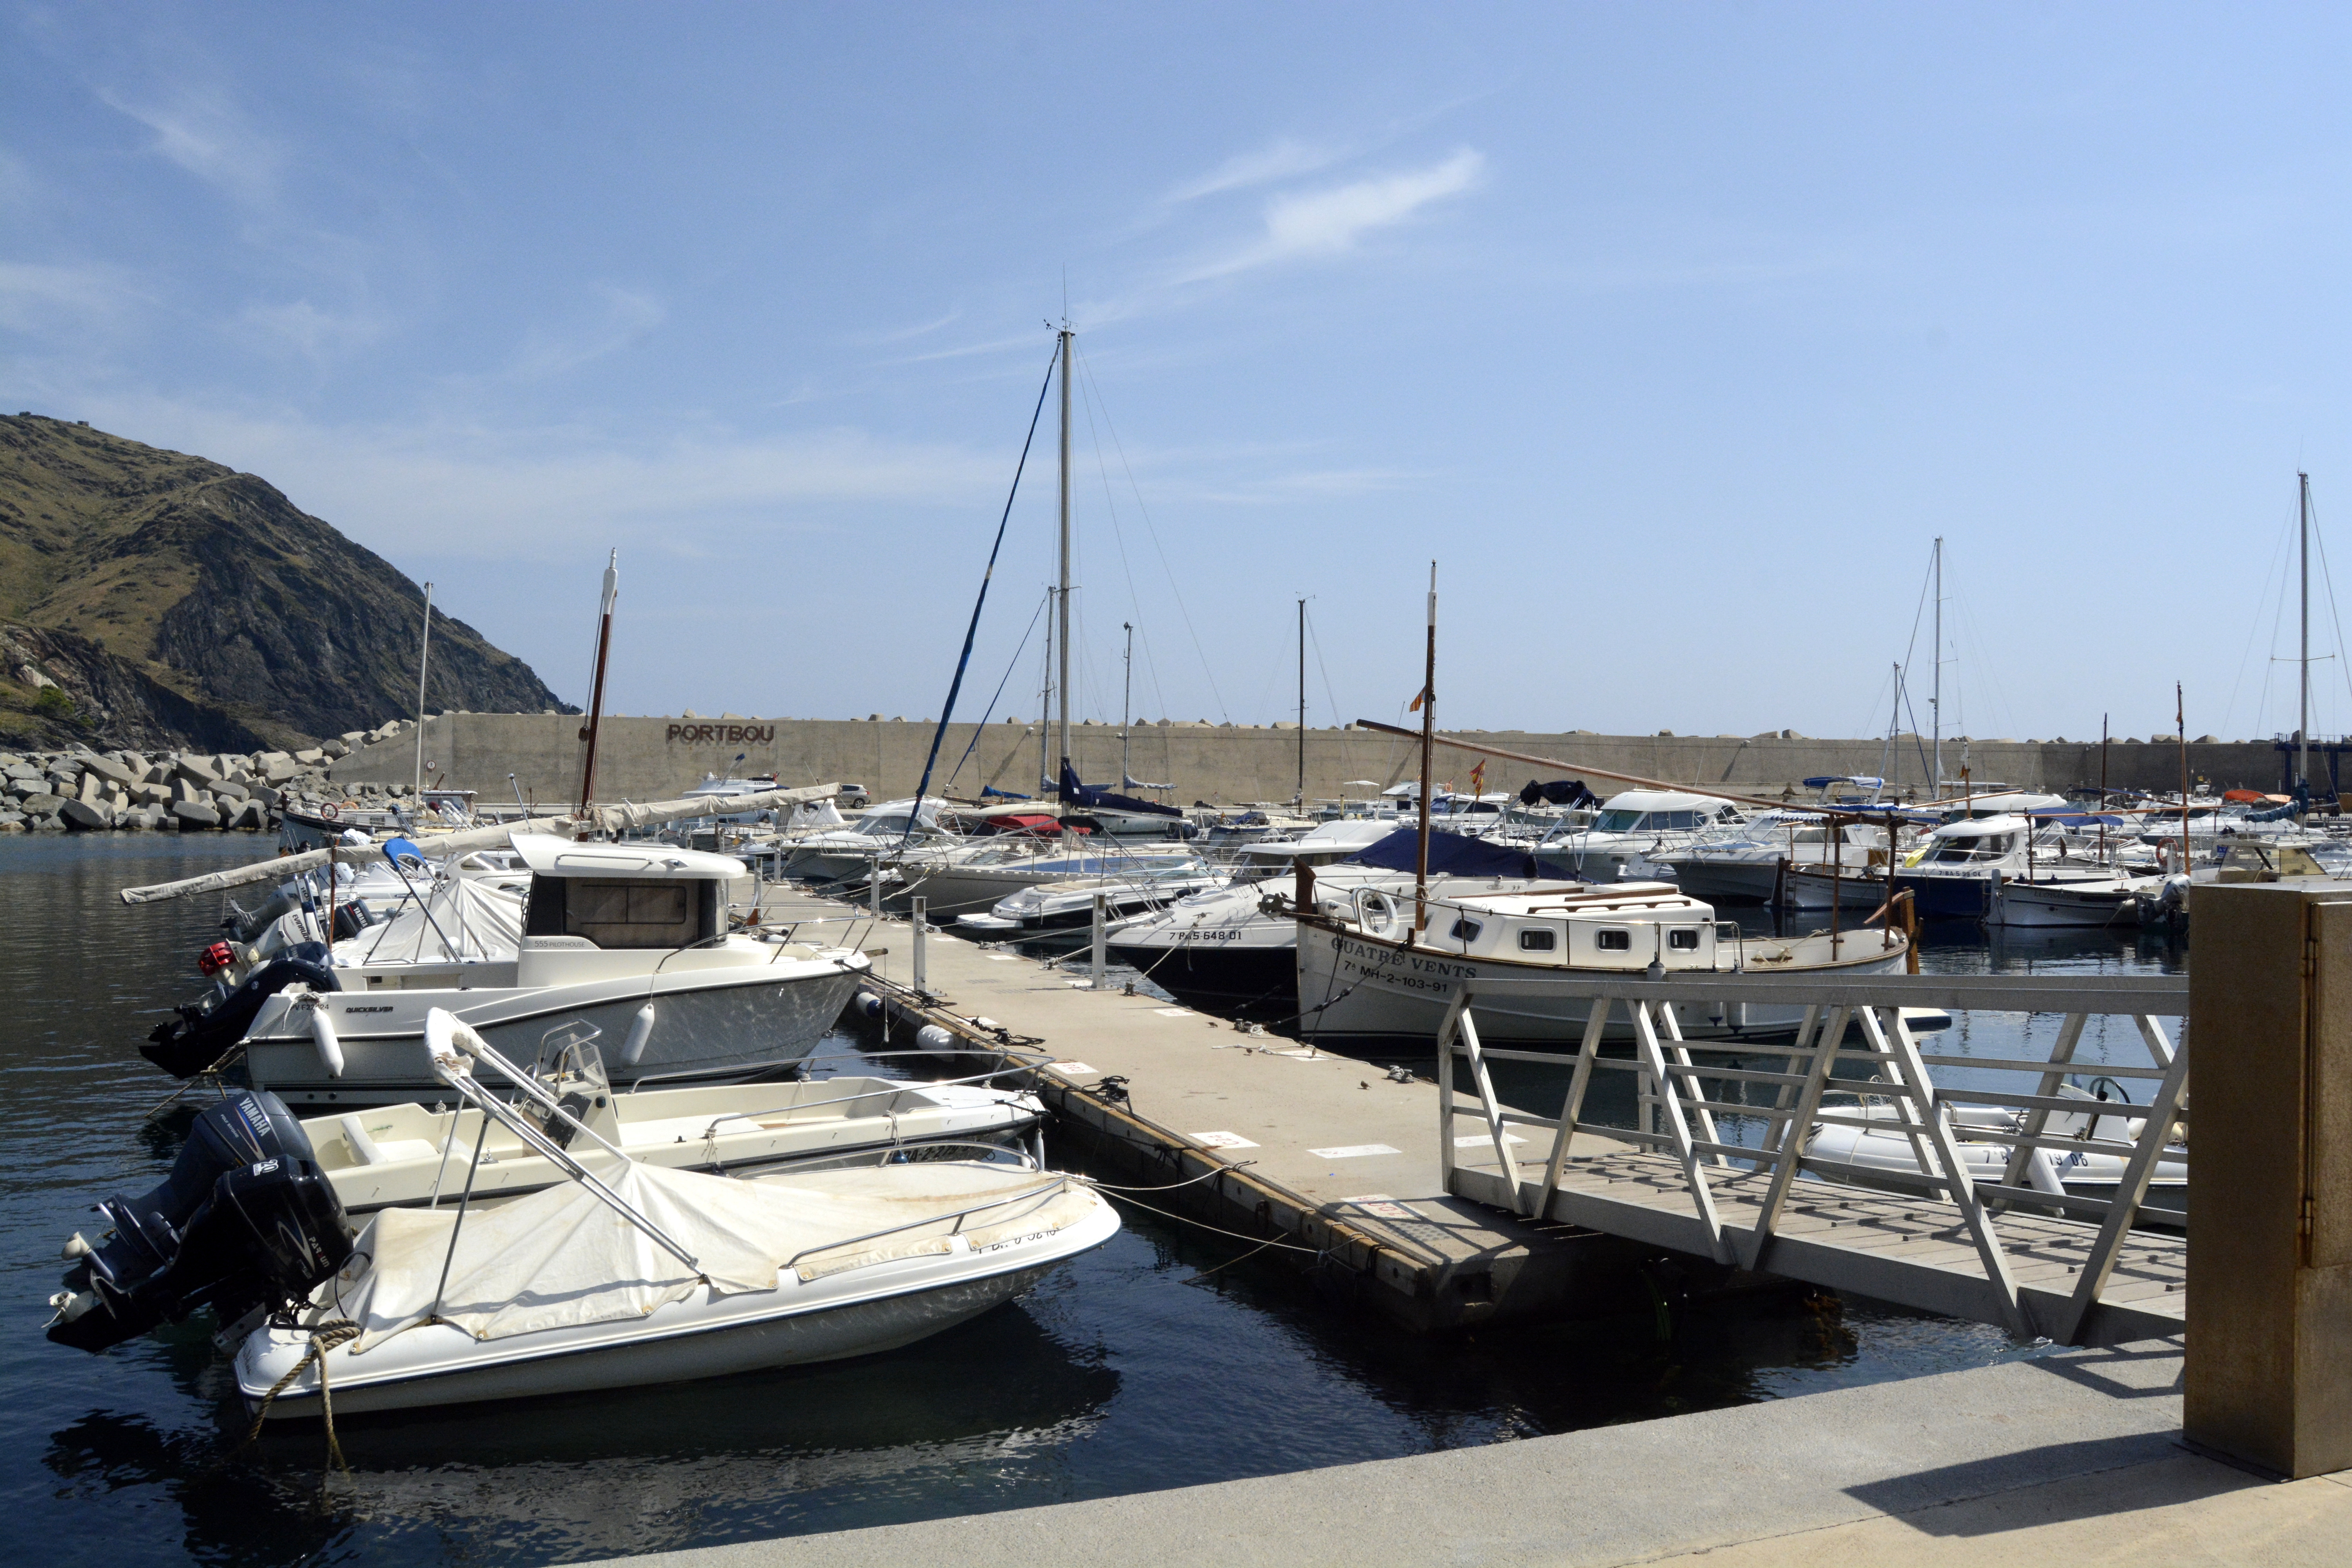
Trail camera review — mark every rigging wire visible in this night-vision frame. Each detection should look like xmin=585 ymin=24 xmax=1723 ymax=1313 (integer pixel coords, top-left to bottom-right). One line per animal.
xmin=2218 ymin=508 xmax=2298 ymax=742
xmin=945 ymin=589 xmax=1051 ymax=795
xmin=903 ymin=347 xmax=1059 ymax=837
xmin=1074 ymin=343 xmax=1231 ymax=724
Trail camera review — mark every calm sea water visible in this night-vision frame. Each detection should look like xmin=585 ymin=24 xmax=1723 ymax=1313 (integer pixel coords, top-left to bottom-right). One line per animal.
xmin=0 ymin=840 xmax=2183 ymax=1566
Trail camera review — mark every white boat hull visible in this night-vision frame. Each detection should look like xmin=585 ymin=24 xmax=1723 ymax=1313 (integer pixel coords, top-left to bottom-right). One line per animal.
xmin=1296 ymin=924 xmax=1911 ymax=1045
xmin=240 ymin=1205 xmax=1117 ymax=1417
xmin=241 ymin=954 xmax=865 ymax=1109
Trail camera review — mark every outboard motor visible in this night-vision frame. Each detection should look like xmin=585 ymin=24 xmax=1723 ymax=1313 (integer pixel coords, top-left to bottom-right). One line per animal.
xmin=224 ymin=886 xmax=303 ymax=945
xmin=142 ymin=943 xmax=338 ymax=1079
xmin=47 ymin=1089 xmax=351 ymax=1353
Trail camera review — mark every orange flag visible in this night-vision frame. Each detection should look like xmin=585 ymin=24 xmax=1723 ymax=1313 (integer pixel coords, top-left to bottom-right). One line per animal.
xmin=1408 ymin=686 xmax=1428 ymax=712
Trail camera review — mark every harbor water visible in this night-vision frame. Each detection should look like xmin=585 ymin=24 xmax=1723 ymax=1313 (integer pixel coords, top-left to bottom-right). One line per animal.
xmin=1 ymin=838 xmax=2182 ymax=1566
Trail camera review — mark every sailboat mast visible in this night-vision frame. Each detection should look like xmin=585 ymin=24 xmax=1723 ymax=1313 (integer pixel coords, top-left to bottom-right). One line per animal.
xmin=1121 ymin=621 xmax=1133 ymax=788
xmin=576 ymin=551 xmax=619 ymax=820
xmin=1056 ymin=327 xmax=1074 ymax=792
xmin=1038 ymin=588 xmax=1053 ymax=793
xmin=413 ymin=581 xmax=434 ymax=799
xmin=1297 ymin=596 xmax=1308 ymax=806
xmin=1931 ymin=536 xmax=1943 ymax=794
xmin=2300 ymin=471 xmax=2311 ymax=795
xmin=1415 ymin=563 xmax=1436 ymax=939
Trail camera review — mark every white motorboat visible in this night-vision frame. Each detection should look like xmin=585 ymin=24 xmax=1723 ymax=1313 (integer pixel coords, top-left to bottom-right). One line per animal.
xmin=1296 ymin=882 xmax=1918 ymax=1046
xmin=1989 ymin=872 xmax=2155 ymax=927
xmin=776 ymin=798 xmax=959 ymax=882
xmin=1804 ymin=1086 xmax=2186 ymax=1223
xmin=955 ymin=854 xmax=1223 ymax=937
xmin=162 ymin=834 xmax=867 ymax=1109
xmin=235 ymin=1014 xmax=1116 ymax=1417
xmin=1654 ymin=813 xmax=1895 ymax=907
xmin=310 ymin=1066 xmax=1045 ymax=1212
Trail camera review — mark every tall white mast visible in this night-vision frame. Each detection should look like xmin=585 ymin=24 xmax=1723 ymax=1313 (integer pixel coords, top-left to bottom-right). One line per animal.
xmin=1056 ymin=326 xmax=1073 ymax=792
xmin=2300 ymin=471 xmax=2311 ymax=794
xmin=1930 ymin=536 xmax=1944 ymax=793
xmin=1121 ymin=621 xmax=1133 ymax=787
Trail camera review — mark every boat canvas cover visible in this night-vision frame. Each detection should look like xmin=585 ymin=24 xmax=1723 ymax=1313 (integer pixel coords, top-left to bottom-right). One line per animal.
xmin=1058 ymin=762 xmax=1182 ymax=818
xmin=332 ymin=1161 xmax=1086 ymax=1353
xmin=333 ymin=876 xmax=526 ymax=965
xmin=1345 ymin=826 xmax=1542 ymax=880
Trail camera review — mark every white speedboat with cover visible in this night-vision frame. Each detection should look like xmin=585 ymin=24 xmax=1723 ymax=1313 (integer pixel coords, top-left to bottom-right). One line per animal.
xmin=1296 ymin=881 xmax=1917 ymax=1046
xmin=233 ymin=1013 xmax=1117 ymax=1417
xmin=956 ymin=854 xmax=1223 ymax=937
xmin=777 ymin=798 xmax=958 ymax=882
xmin=201 ymin=833 xmax=866 ymax=1109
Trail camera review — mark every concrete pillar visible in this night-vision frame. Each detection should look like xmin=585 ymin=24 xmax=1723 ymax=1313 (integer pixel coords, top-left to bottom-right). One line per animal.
xmin=2186 ymin=879 xmax=2352 ymax=1479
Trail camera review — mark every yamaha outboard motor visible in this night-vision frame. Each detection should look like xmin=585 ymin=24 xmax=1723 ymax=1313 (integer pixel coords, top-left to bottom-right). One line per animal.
xmin=47 ymin=1089 xmax=350 ymax=1353
xmin=142 ymin=943 xmax=338 ymax=1079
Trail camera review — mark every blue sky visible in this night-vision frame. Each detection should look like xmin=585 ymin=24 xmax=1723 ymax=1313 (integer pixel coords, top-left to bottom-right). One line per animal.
xmin=5 ymin=4 xmax=2349 ymax=746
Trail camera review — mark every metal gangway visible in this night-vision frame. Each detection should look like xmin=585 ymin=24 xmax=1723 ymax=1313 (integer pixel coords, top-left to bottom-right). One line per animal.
xmin=1437 ymin=973 xmax=2189 ymax=1345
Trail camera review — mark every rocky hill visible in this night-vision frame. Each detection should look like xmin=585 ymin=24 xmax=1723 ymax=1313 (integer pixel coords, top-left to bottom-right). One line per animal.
xmin=0 ymin=414 xmax=570 ymax=751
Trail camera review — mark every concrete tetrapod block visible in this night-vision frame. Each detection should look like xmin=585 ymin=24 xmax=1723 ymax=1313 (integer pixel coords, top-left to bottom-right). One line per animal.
xmin=78 ymin=753 xmax=136 ymax=788
xmin=169 ymin=800 xmax=221 ymax=829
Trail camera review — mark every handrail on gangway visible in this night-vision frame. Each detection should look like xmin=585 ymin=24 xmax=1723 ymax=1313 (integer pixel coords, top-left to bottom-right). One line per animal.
xmin=1435 ymin=971 xmax=2188 ymax=1345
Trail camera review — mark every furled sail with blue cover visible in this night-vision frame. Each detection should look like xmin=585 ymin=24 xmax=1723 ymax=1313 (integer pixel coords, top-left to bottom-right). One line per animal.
xmin=1342 ymin=826 xmax=1545 ymax=880
xmin=1058 ymin=761 xmax=1183 ymax=818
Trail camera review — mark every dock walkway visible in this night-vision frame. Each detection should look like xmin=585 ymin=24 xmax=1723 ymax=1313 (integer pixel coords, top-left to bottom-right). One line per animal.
xmin=769 ymin=891 xmax=1656 ymax=1331
xmin=603 ymin=1336 xmax=2352 ymax=1567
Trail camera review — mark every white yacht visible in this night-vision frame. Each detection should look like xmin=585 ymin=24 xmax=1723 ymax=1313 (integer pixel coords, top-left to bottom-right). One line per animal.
xmin=218 ymin=835 xmax=867 ymax=1108
xmin=1530 ymin=789 xmax=1748 ymax=883
xmin=1652 ymin=811 xmax=1893 ymax=907
xmin=776 ymin=798 xmax=958 ymax=882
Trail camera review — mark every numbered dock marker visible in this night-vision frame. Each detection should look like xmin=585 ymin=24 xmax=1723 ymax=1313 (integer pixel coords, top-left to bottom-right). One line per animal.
xmin=1191 ymin=1131 xmax=1259 ymax=1149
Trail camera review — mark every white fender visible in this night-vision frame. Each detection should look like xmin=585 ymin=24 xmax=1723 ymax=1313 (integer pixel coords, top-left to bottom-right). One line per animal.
xmin=621 ymin=1002 xmax=658 ymax=1067
xmin=310 ymin=1004 xmax=344 ymax=1080
xmin=855 ymin=991 xmax=885 ymax=1020
xmin=916 ymin=1024 xmax=955 ymax=1052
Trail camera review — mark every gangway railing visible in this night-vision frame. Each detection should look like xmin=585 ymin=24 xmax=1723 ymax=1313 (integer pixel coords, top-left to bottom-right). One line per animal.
xmin=1436 ymin=972 xmax=2189 ymax=1343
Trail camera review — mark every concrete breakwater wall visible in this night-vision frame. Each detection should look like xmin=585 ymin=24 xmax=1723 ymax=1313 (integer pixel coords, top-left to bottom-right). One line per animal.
xmin=327 ymin=711 xmax=2294 ymax=806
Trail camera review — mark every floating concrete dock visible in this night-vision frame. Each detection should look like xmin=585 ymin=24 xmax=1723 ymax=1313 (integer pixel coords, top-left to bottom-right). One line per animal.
xmin=764 ymin=886 xmax=1714 ymax=1333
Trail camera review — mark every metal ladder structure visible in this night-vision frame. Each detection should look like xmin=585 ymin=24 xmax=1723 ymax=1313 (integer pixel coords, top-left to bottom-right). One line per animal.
xmin=1436 ymin=973 xmax=2190 ymax=1345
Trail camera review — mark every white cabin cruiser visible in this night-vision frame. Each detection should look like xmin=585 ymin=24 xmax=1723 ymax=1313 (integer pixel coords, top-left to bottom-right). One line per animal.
xmin=777 ymin=799 xmax=958 ymax=882
xmin=1532 ymin=790 xmax=1746 ymax=884
xmin=955 ymin=853 xmax=1220 ymax=937
xmin=209 ymin=835 xmax=866 ymax=1109
xmin=1653 ymin=813 xmax=1894 ymax=907
xmin=1296 ymin=882 xmax=1915 ymax=1046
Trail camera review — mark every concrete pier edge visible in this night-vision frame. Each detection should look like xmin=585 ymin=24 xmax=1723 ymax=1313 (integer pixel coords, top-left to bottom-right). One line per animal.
xmin=594 ymin=1336 xmax=2352 ymax=1566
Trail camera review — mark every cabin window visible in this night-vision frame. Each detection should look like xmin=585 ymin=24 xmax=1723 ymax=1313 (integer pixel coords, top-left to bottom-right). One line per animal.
xmin=527 ymin=877 xmax=714 ymax=949
xmin=1595 ymin=929 xmax=1632 ymax=951
xmin=1668 ymin=928 xmax=1701 ymax=951
xmin=1448 ymin=918 xmax=1484 ymax=943
xmin=1518 ymin=927 xmax=1557 ymax=952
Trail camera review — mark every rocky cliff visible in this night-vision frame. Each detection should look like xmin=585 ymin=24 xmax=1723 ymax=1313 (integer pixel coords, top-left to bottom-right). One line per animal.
xmin=0 ymin=413 xmax=571 ymax=751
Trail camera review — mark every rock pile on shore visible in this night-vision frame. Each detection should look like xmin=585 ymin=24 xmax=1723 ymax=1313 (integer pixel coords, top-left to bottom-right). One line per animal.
xmin=0 ymin=729 xmax=383 ymax=833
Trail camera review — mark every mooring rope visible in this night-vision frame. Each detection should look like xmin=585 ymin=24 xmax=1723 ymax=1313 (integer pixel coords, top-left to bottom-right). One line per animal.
xmin=242 ymin=1318 xmax=361 ymax=1472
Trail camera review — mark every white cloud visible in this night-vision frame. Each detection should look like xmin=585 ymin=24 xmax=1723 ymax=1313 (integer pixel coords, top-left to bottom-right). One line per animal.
xmin=1165 ymin=138 xmax=1345 ymax=203
xmin=507 ymin=286 xmax=667 ymax=379
xmin=1181 ymin=149 xmax=1486 ymax=283
xmin=0 ymin=260 xmax=151 ymax=334
xmin=233 ymin=298 xmax=388 ymax=359
xmin=98 ymin=84 xmax=284 ymax=209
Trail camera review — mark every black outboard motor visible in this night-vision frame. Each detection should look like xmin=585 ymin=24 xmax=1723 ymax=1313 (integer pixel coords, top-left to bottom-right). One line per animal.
xmin=224 ymin=886 xmax=303 ymax=945
xmin=47 ymin=1089 xmax=351 ymax=1354
xmin=142 ymin=944 xmax=339 ymax=1078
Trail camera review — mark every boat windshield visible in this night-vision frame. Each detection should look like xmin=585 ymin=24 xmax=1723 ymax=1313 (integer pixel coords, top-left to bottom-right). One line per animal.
xmin=1592 ymin=809 xmax=1644 ymax=831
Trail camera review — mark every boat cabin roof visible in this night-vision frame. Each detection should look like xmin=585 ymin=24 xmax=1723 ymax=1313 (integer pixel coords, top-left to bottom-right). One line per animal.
xmin=508 ymin=833 xmax=746 ymax=880
xmin=1927 ymin=813 xmax=2027 ymax=840
xmin=1595 ymin=789 xmax=1735 ymax=813
xmin=1445 ymin=882 xmax=1709 ymax=919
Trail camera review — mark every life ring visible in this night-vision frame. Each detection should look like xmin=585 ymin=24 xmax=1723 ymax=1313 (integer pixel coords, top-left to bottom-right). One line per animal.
xmin=1353 ymin=887 xmax=1399 ymax=940
xmin=320 ymin=802 xmax=339 ymax=821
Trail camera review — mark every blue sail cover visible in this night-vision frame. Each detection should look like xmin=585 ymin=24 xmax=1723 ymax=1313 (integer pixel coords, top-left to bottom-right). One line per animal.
xmin=1343 ymin=826 xmax=1544 ymax=879
xmin=1058 ymin=761 xmax=1183 ymax=818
